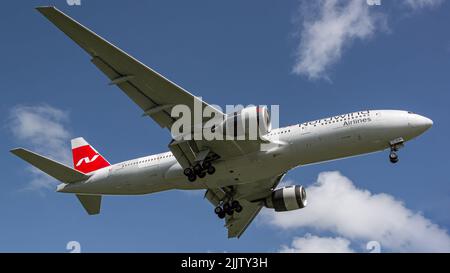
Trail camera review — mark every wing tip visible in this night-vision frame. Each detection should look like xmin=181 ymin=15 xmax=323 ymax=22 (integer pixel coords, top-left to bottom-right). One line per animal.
xmin=10 ymin=147 xmax=25 ymax=155
xmin=36 ymin=6 xmax=56 ymax=10
xmin=35 ymin=6 xmax=58 ymax=15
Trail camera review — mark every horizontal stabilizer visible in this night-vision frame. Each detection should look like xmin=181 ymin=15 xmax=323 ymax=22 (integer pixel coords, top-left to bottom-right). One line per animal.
xmin=10 ymin=148 xmax=89 ymax=184
xmin=76 ymin=194 xmax=102 ymax=215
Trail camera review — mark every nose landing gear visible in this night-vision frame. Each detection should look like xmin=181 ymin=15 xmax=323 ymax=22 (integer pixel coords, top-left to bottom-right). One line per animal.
xmin=389 ymin=150 xmax=399 ymax=164
xmin=389 ymin=137 xmax=404 ymax=164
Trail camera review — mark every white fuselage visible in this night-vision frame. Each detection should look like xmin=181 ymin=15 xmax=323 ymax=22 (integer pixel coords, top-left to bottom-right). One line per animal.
xmin=57 ymin=110 xmax=432 ymax=195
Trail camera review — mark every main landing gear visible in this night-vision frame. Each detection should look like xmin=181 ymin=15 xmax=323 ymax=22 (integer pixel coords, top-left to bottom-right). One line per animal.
xmin=389 ymin=137 xmax=404 ymax=164
xmin=214 ymin=200 xmax=243 ymax=219
xmin=183 ymin=161 xmax=216 ymax=182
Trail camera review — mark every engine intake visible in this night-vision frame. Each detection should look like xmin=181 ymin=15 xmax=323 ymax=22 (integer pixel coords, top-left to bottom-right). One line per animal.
xmin=264 ymin=185 xmax=307 ymax=212
xmin=217 ymin=106 xmax=271 ymax=139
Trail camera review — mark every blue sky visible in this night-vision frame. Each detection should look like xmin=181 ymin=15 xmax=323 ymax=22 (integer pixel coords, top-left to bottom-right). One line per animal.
xmin=1 ymin=0 xmax=450 ymax=252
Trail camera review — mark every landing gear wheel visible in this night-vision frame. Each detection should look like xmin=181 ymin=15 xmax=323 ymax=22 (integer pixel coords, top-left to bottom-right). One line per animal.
xmin=187 ymin=174 xmax=196 ymax=182
xmin=389 ymin=152 xmax=399 ymax=164
xmin=223 ymin=203 xmax=234 ymax=216
xmin=207 ymin=166 xmax=216 ymax=175
xmin=202 ymin=161 xmax=212 ymax=170
xmin=217 ymin=211 xmax=226 ymax=219
xmin=183 ymin=168 xmax=193 ymax=176
xmin=231 ymin=200 xmax=243 ymax=213
xmin=198 ymin=171 xmax=206 ymax=178
xmin=193 ymin=164 xmax=203 ymax=175
xmin=388 ymin=138 xmax=403 ymax=164
xmin=214 ymin=206 xmax=223 ymax=214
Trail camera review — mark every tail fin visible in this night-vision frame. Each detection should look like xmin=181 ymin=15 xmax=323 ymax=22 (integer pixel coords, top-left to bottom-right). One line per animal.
xmin=71 ymin=137 xmax=110 ymax=174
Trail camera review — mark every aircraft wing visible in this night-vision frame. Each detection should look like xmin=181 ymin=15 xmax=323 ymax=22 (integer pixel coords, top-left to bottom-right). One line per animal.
xmin=225 ymin=200 xmax=263 ymax=238
xmin=37 ymin=6 xmax=268 ymax=167
xmin=205 ymin=174 xmax=285 ymax=238
xmin=37 ymin=6 xmax=223 ymax=130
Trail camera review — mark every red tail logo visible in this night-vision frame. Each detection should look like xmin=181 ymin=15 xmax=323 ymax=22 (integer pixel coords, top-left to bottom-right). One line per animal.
xmin=76 ymin=155 xmax=100 ymax=167
xmin=71 ymin=137 xmax=110 ymax=174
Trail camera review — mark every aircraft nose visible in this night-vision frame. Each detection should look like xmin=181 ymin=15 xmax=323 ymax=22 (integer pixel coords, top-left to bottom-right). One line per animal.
xmin=410 ymin=114 xmax=433 ymax=132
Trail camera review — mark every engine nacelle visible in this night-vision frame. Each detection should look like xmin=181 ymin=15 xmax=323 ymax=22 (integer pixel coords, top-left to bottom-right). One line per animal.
xmin=217 ymin=106 xmax=271 ymax=139
xmin=264 ymin=185 xmax=307 ymax=212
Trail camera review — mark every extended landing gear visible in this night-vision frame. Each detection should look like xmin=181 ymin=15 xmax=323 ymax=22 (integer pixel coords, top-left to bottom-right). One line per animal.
xmin=214 ymin=206 xmax=226 ymax=219
xmin=389 ymin=137 xmax=404 ymax=164
xmin=232 ymin=200 xmax=243 ymax=213
xmin=183 ymin=168 xmax=197 ymax=182
xmin=184 ymin=161 xmax=216 ymax=182
xmin=389 ymin=151 xmax=399 ymax=164
xmin=202 ymin=161 xmax=216 ymax=175
xmin=214 ymin=200 xmax=243 ymax=219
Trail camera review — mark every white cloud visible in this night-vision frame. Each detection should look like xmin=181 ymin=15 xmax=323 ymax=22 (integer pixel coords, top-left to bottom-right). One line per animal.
xmin=280 ymin=234 xmax=355 ymax=253
xmin=292 ymin=0 xmax=445 ymax=80
xmin=404 ymin=0 xmax=445 ymax=10
xmin=9 ymin=104 xmax=72 ymax=191
xmin=263 ymin=171 xmax=450 ymax=252
xmin=292 ymin=0 xmax=384 ymax=80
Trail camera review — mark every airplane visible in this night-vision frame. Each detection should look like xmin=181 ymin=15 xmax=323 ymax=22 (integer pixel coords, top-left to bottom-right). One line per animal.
xmin=10 ymin=6 xmax=433 ymax=238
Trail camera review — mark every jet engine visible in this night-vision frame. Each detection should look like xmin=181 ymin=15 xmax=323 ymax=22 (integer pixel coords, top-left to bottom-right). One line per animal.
xmin=216 ymin=106 xmax=271 ymax=139
xmin=264 ymin=185 xmax=307 ymax=212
